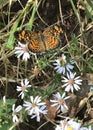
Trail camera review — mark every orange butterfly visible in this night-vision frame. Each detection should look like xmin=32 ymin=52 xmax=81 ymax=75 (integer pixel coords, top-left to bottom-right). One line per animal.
xmin=15 ymin=25 xmax=63 ymax=53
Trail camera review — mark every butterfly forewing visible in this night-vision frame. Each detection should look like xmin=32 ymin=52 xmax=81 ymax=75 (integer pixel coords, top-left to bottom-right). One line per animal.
xmin=15 ymin=30 xmax=36 ymax=43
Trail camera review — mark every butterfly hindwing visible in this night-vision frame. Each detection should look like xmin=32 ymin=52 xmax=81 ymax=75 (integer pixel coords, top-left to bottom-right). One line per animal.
xmin=43 ymin=25 xmax=62 ymax=50
xmin=28 ymin=34 xmax=45 ymax=53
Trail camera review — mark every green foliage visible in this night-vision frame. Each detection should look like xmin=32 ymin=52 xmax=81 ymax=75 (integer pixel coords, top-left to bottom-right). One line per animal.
xmin=0 ymin=0 xmax=9 ymax=9
xmin=85 ymin=57 xmax=93 ymax=72
xmin=70 ymin=0 xmax=81 ymax=23
xmin=6 ymin=20 xmax=19 ymax=50
xmin=26 ymin=1 xmax=38 ymax=30
xmin=53 ymin=73 xmax=62 ymax=85
xmin=0 ymin=98 xmax=16 ymax=130
xmin=37 ymin=57 xmax=50 ymax=69
xmin=80 ymin=0 xmax=93 ymax=22
xmin=0 ymin=120 xmax=16 ymax=130
xmin=69 ymin=35 xmax=81 ymax=56
xmin=70 ymin=0 xmax=93 ymax=23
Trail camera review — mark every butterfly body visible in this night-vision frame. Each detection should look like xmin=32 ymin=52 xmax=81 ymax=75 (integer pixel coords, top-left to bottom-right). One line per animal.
xmin=15 ymin=25 xmax=63 ymax=53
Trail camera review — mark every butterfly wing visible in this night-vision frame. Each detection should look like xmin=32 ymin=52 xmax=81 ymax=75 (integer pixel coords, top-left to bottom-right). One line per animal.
xmin=14 ymin=30 xmax=34 ymax=44
xmin=43 ymin=26 xmax=62 ymax=50
xmin=44 ymin=35 xmax=59 ymax=50
xmin=28 ymin=32 xmax=46 ymax=53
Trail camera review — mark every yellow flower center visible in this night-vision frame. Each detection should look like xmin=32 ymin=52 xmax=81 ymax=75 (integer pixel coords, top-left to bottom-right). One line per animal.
xmin=58 ymin=99 xmax=64 ymax=105
xmin=32 ymin=103 xmax=37 ymax=108
xmin=66 ymin=126 xmax=73 ymax=130
xmin=58 ymin=57 xmax=66 ymax=67
xmin=68 ymin=79 xmax=74 ymax=85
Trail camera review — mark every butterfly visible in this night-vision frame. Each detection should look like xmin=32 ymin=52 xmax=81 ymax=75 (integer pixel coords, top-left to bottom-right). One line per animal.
xmin=14 ymin=25 xmax=63 ymax=53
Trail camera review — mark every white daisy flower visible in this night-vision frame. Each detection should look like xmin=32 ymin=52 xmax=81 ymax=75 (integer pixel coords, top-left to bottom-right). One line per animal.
xmin=62 ymin=72 xmax=82 ymax=93
xmin=16 ymin=79 xmax=31 ymax=99
xmin=55 ymin=119 xmax=81 ymax=130
xmin=12 ymin=104 xmax=22 ymax=123
xmin=54 ymin=54 xmax=74 ymax=74
xmin=15 ymin=41 xmax=30 ymax=61
xmin=68 ymin=120 xmax=81 ymax=130
xmin=31 ymin=111 xmax=40 ymax=122
xmin=80 ymin=126 xmax=92 ymax=130
xmin=55 ymin=119 xmax=92 ymax=130
xmin=31 ymin=105 xmax=48 ymax=122
xmin=23 ymin=96 xmax=47 ymax=122
xmin=50 ymin=92 xmax=70 ymax=113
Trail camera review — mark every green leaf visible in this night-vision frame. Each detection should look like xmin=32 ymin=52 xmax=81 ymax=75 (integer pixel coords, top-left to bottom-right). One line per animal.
xmin=6 ymin=18 xmax=22 ymax=50
xmin=7 ymin=99 xmax=17 ymax=105
xmin=70 ymin=0 xmax=80 ymax=23
xmin=0 ymin=120 xmax=16 ymax=130
xmin=80 ymin=0 xmax=93 ymax=21
xmin=6 ymin=0 xmax=34 ymax=50
xmin=26 ymin=1 xmax=37 ymax=30
xmin=0 ymin=0 xmax=9 ymax=9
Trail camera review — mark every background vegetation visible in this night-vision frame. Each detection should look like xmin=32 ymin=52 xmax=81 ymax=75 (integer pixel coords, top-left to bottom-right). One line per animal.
xmin=0 ymin=0 xmax=93 ymax=130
